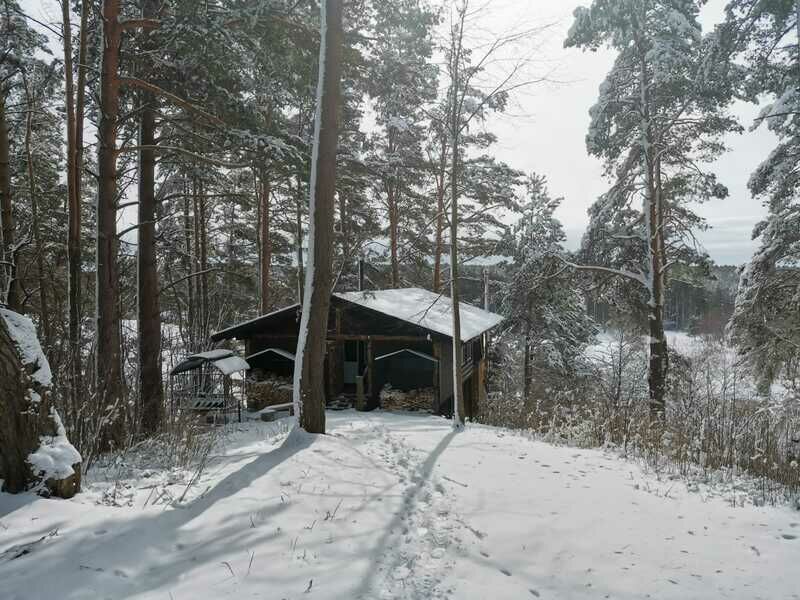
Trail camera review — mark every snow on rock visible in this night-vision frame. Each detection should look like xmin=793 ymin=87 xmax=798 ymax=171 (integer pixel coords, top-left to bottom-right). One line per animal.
xmin=1 ymin=412 xmax=798 ymax=599
xmin=0 ymin=308 xmax=52 ymax=387
xmin=27 ymin=408 xmax=81 ymax=481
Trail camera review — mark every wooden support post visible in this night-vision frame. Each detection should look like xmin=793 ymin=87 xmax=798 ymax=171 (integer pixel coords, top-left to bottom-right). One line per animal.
xmin=432 ymin=340 xmax=441 ymax=411
xmin=367 ymin=336 xmax=374 ymax=400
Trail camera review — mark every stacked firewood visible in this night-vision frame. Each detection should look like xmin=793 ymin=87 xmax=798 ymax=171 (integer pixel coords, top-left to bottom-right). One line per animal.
xmin=379 ymin=385 xmax=435 ymax=412
xmin=247 ymin=376 xmax=293 ymax=411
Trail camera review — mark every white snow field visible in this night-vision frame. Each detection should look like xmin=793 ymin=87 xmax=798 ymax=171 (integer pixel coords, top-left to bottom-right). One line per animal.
xmin=2 ymin=411 xmax=799 ymax=600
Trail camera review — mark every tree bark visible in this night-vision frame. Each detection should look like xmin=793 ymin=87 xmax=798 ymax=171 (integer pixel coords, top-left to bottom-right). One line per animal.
xmin=0 ymin=95 xmax=19 ymax=312
xmin=448 ymin=11 xmax=466 ymax=428
xmin=647 ymin=156 xmax=668 ymax=418
xmin=0 ymin=309 xmax=81 ymax=498
xmin=183 ymin=185 xmax=195 ymax=349
xmin=449 ymin=138 xmax=465 ymax=427
xmin=295 ymin=175 xmax=305 ymax=303
xmin=23 ymin=81 xmax=51 ymax=347
xmin=258 ymin=170 xmax=271 ymax=314
xmin=66 ymin=0 xmax=90 ymax=412
xmin=388 ymin=185 xmax=400 ymax=288
xmin=198 ymin=185 xmax=209 ymax=341
xmin=137 ymin=0 xmax=163 ymax=435
xmin=96 ymin=0 xmax=124 ymax=445
xmin=293 ymin=0 xmax=343 ymax=434
xmin=432 ymin=137 xmax=447 ymax=292
xmin=637 ymin=46 xmax=668 ymax=420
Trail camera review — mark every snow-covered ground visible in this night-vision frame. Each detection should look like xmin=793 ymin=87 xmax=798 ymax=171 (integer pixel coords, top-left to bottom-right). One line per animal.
xmin=2 ymin=411 xmax=798 ymax=600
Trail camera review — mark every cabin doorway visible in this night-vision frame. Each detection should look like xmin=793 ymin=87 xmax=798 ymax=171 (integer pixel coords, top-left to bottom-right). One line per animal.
xmin=343 ymin=340 xmax=363 ymax=386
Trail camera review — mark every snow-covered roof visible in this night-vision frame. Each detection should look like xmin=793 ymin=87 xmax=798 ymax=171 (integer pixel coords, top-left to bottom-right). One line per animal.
xmin=192 ymin=349 xmax=236 ymax=361
xmin=246 ymin=348 xmax=296 ymax=362
xmin=334 ymin=288 xmax=503 ymax=341
xmin=212 ymin=355 xmax=251 ymax=376
xmin=171 ymin=349 xmax=249 ymax=376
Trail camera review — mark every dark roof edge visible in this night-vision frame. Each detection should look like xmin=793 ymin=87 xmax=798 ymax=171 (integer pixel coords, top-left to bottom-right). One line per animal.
xmin=211 ymin=303 xmax=301 ymax=342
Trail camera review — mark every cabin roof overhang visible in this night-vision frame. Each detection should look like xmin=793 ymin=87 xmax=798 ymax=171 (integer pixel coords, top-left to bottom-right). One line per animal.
xmin=210 ymin=304 xmax=301 ymax=342
xmin=210 ymin=288 xmax=504 ymax=343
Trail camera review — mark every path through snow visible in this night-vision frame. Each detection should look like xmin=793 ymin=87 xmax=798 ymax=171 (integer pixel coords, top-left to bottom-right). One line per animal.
xmin=1 ymin=411 xmax=798 ymax=599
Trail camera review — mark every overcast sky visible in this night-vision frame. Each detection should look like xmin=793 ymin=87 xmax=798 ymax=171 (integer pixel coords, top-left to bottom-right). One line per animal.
xmin=481 ymin=0 xmax=776 ymax=266
xmin=20 ymin=0 xmax=774 ymax=265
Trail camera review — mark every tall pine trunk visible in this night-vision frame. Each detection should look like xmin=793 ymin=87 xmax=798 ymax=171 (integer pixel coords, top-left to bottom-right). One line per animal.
xmin=295 ymin=174 xmax=305 ymax=303
xmin=258 ymin=170 xmax=271 ymax=314
xmin=432 ymin=137 xmax=447 ymax=292
xmin=638 ymin=49 xmax=668 ymax=419
xmin=137 ymin=0 xmax=162 ymax=435
xmin=0 ymin=96 xmax=19 ymax=311
xmin=66 ymin=0 xmax=90 ymax=410
xmin=293 ymin=0 xmax=343 ymax=434
xmin=183 ymin=187 xmax=195 ymax=349
xmin=647 ymin=157 xmax=668 ymax=418
xmin=23 ymin=82 xmax=51 ymax=347
xmin=96 ymin=0 xmax=124 ymax=444
xmin=449 ymin=129 xmax=465 ymax=427
xmin=388 ymin=185 xmax=400 ymax=288
xmin=448 ymin=16 xmax=466 ymax=428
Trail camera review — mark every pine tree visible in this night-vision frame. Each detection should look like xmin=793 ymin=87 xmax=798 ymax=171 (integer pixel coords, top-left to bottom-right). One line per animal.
xmin=565 ymin=0 xmax=740 ymax=417
xmin=439 ymin=0 xmax=539 ymax=427
xmin=726 ymin=0 xmax=800 ymax=390
xmin=497 ymin=175 xmax=596 ymax=410
xmin=0 ymin=1 xmax=49 ymax=312
xmin=364 ymin=0 xmax=438 ymax=288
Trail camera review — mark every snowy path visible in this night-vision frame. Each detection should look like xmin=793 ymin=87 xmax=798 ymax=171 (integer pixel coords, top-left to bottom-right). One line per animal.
xmin=1 ymin=411 xmax=799 ymax=599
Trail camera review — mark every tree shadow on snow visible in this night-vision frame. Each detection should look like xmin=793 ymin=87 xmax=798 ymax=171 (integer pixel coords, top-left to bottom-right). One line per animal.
xmin=352 ymin=428 xmax=458 ymax=598
xmin=0 ymin=427 xmax=315 ymax=600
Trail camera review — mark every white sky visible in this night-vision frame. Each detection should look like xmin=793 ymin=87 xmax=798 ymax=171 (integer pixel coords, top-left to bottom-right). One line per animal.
xmin=480 ymin=0 xmax=776 ymax=266
xmin=21 ymin=0 xmax=776 ymax=265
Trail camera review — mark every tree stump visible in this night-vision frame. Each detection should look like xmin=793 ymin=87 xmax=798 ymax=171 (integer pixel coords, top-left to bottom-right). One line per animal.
xmin=0 ymin=308 xmax=81 ymax=498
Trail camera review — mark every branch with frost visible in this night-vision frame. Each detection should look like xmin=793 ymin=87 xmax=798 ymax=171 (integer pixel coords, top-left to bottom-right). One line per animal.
xmin=116 ymin=145 xmax=248 ymax=169
xmin=119 ymin=78 xmax=225 ymax=126
xmin=557 ymin=256 xmax=648 ymax=288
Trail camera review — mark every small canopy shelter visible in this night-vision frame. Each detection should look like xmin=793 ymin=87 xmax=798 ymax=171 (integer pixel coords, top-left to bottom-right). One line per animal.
xmin=169 ymin=349 xmax=249 ymax=423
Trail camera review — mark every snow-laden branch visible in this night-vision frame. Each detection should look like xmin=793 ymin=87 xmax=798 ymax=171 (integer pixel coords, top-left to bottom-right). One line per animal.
xmin=557 ymin=256 xmax=648 ymax=288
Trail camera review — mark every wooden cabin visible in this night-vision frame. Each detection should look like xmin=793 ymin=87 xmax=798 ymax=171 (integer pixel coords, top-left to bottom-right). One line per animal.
xmin=210 ymin=288 xmax=503 ymax=418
